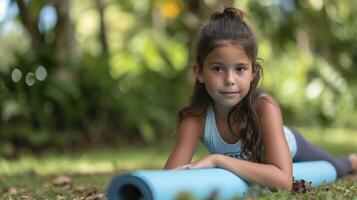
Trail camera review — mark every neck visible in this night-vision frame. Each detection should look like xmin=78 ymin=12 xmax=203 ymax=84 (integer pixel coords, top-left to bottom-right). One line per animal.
xmin=212 ymin=102 xmax=241 ymax=138
xmin=212 ymin=103 xmax=232 ymax=122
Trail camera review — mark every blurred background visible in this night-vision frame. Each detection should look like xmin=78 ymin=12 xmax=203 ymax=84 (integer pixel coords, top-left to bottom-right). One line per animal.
xmin=0 ymin=0 xmax=356 ymax=163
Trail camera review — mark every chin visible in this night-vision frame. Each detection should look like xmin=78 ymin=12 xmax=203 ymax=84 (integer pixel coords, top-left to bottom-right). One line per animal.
xmin=219 ymin=100 xmax=241 ymax=108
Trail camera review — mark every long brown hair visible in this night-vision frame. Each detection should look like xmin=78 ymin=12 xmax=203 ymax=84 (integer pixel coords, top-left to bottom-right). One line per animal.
xmin=178 ymin=7 xmax=265 ymax=163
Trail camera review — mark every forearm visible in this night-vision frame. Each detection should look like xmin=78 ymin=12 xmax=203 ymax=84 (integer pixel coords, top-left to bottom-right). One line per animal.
xmin=215 ymin=155 xmax=292 ymax=191
xmin=164 ymin=152 xmax=191 ymax=169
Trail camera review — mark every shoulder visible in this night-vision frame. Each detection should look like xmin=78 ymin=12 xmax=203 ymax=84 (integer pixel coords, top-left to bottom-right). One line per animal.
xmin=254 ymin=93 xmax=281 ymax=115
xmin=178 ymin=114 xmax=205 ymax=139
xmin=254 ymin=93 xmax=284 ymax=137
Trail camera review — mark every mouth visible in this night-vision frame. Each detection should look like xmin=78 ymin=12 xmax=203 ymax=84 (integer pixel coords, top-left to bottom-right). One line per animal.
xmin=219 ymin=91 xmax=240 ymax=97
xmin=220 ymin=91 xmax=239 ymax=95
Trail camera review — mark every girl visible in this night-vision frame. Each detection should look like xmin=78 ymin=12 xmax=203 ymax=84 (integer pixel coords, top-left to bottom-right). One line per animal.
xmin=164 ymin=7 xmax=357 ymax=191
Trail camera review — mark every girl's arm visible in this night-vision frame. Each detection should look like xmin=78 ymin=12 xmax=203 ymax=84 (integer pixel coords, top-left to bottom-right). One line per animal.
xmin=164 ymin=116 xmax=204 ymax=169
xmin=179 ymin=96 xmax=293 ymax=191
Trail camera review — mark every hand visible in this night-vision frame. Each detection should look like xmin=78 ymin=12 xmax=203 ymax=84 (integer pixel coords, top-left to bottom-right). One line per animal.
xmin=175 ymin=154 xmax=222 ymax=170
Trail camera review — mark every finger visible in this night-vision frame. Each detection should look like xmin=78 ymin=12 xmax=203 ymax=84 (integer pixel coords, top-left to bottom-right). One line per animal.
xmin=174 ymin=165 xmax=189 ymax=170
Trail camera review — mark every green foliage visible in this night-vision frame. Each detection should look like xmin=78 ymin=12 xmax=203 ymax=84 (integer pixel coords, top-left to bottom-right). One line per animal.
xmin=0 ymin=0 xmax=357 ymax=156
xmin=109 ymin=29 xmax=189 ymax=142
xmin=0 ymin=13 xmax=190 ymax=156
xmin=0 ymin=52 xmax=118 ymax=152
xmin=245 ymin=0 xmax=357 ymax=126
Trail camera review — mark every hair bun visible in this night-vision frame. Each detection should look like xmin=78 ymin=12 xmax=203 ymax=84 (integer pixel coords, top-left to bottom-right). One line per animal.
xmin=211 ymin=7 xmax=247 ymax=21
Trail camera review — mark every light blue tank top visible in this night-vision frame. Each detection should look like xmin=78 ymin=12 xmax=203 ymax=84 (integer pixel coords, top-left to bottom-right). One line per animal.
xmin=202 ymin=105 xmax=297 ymax=159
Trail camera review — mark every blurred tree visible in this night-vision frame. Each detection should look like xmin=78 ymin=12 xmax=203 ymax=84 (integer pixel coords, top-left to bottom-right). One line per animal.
xmin=95 ymin=0 xmax=108 ymax=56
xmin=0 ymin=0 xmax=121 ymax=158
xmin=14 ymin=0 xmax=77 ymax=60
xmin=245 ymin=0 xmax=356 ymax=126
xmin=14 ymin=0 xmax=46 ymax=54
xmin=53 ymin=0 xmax=77 ymax=59
xmin=0 ymin=0 xmax=356 ymax=157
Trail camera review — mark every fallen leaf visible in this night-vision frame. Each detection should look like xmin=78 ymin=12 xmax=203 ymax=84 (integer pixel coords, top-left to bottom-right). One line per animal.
xmin=2 ymin=187 xmax=26 ymax=195
xmin=80 ymin=190 xmax=105 ymax=200
xmin=52 ymin=175 xmax=73 ymax=187
xmin=7 ymin=187 xmax=20 ymax=195
xmin=56 ymin=194 xmax=65 ymax=200
xmin=93 ymin=192 xmax=105 ymax=199
xmin=21 ymin=195 xmax=31 ymax=199
xmin=74 ymin=186 xmax=88 ymax=193
xmin=292 ymin=178 xmax=312 ymax=193
xmin=320 ymin=185 xmax=333 ymax=191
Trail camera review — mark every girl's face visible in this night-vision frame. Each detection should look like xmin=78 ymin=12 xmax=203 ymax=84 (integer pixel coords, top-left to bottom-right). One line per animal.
xmin=195 ymin=41 xmax=255 ymax=110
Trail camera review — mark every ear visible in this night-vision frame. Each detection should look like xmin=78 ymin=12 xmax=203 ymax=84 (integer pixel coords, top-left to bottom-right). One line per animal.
xmin=251 ymin=64 xmax=258 ymax=82
xmin=193 ymin=65 xmax=204 ymax=83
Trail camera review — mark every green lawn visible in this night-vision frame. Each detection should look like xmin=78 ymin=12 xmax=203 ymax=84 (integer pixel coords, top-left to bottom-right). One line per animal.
xmin=0 ymin=126 xmax=356 ymax=199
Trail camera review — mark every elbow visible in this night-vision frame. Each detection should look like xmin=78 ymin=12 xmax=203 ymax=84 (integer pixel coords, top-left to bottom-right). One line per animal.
xmin=281 ymin=178 xmax=293 ymax=191
xmin=270 ymin=173 xmax=292 ymax=191
xmin=277 ymin=175 xmax=293 ymax=191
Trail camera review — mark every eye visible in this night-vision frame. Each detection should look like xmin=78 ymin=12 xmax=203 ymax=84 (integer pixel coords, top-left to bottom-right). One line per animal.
xmin=212 ymin=65 xmax=223 ymax=72
xmin=236 ymin=67 xmax=245 ymax=72
xmin=235 ymin=64 xmax=248 ymax=73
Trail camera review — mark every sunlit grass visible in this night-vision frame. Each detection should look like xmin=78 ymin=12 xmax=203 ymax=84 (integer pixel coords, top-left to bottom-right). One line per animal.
xmin=0 ymin=126 xmax=356 ymax=176
xmin=0 ymin=126 xmax=356 ymax=199
xmin=0 ymin=140 xmax=209 ymax=176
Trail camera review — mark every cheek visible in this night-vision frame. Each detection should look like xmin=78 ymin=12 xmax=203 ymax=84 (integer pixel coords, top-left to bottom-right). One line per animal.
xmin=203 ymin=75 xmax=220 ymax=88
xmin=202 ymin=77 xmax=219 ymax=95
xmin=204 ymin=81 xmax=216 ymax=93
xmin=240 ymin=77 xmax=253 ymax=92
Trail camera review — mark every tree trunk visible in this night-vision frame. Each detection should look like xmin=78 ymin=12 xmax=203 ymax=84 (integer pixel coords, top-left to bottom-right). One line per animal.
xmin=96 ymin=0 xmax=109 ymax=56
xmin=15 ymin=0 xmax=45 ymax=53
xmin=53 ymin=0 xmax=77 ymax=60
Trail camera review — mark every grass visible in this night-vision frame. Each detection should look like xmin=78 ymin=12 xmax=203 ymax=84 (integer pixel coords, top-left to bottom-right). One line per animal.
xmin=0 ymin=126 xmax=356 ymax=199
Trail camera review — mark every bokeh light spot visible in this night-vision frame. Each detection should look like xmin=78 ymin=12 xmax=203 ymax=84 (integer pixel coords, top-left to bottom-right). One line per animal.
xmin=35 ymin=65 xmax=47 ymax=81
xmin=25 ymin=72 xmax=36 ymax=86
xmin=11 ymin=68 xmax=22 ymax=82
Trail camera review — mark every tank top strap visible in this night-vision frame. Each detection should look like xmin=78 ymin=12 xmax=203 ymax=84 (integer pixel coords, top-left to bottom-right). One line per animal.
xmin=203 ymin=105 xmax=215 ymax=145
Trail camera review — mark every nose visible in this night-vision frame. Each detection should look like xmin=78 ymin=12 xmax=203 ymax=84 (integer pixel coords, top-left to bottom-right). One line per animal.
xmin=224 ymin=70 xmax=235 ymax=86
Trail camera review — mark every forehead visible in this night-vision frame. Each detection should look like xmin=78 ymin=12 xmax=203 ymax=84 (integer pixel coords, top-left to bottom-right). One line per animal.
xmin=215 ymin=40 xmax=242 ymax=48
xmin=205 ymin=40 xmax=251 ymax=63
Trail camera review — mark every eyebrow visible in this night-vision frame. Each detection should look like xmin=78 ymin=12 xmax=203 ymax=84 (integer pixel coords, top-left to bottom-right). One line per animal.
xmin=208 ymin=61 xmax=249 ymax=67
xmin=235 ymin=63 xmax=248 ymax=67
xmin=208 ymin=61 xmax=224 ymax=65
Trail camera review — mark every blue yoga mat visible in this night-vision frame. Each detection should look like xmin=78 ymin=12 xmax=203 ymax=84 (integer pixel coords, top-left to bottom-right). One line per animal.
xmin=107 ymin=161 xmax=336 ymax=200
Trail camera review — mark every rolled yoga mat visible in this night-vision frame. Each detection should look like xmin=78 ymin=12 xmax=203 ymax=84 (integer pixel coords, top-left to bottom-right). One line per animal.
xmin=107 ymin=161 xmax=337 ymax=200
